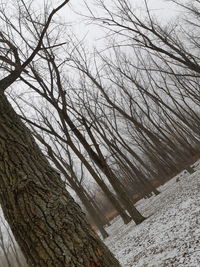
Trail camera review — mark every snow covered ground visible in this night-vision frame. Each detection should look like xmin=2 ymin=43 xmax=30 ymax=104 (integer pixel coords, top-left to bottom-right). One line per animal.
xmin=103 ymin=165 xmax=200 ymax=266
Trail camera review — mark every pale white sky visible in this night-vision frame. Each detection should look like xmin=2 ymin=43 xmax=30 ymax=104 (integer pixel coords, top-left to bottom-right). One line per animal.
xmin=25 ymin=0 xmax=180 ymax=51
xmin=64 ymin=0 xmax=180 ymax=46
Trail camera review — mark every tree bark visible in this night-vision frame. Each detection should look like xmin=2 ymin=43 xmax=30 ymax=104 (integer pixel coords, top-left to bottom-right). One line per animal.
xmin=0 ymin=92 xmax=121 ymax=267
xmin=38 ymin=141 xmax=109 ymax=239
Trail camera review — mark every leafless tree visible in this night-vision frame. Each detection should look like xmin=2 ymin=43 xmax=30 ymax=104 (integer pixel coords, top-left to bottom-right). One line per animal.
xmin=0 ymin=0 xmax=121 ymax=266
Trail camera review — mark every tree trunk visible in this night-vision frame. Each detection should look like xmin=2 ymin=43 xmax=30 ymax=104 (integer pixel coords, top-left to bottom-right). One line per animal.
xmin=40 ymin=144 xmax=109 ymax=240
xmin=66 ymin=139 xmax=131 ymax=224
xmin=60 ymin=111 xmax=144 ymax=224
xmin=0 ymin=92 xmax=121 ymax=267
xmin=100 ymin=165 xmax=145 ymax=225
xmin=74 ymin=187 xmax=109 ymax=239
xmin=87 ymin=195 xmax=111 ymax=226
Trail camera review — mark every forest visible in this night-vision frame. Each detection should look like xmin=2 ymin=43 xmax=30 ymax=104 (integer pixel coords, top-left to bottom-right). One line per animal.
xmin=0 ymin=0 xmax=199 ymax=266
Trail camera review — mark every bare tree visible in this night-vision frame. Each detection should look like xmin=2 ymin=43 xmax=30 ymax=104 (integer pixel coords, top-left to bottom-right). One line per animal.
xmin=9 ymin=16 xmax=145 ymax=224
xmin=0 ymin=1 xmax=121 ymax=266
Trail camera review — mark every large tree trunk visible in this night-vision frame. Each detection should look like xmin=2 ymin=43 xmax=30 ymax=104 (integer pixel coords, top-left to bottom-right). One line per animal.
xmin=0 ymin=92 xmax=121 ymax=266
xmin=40 ymin=142 xmax=109 ymax=239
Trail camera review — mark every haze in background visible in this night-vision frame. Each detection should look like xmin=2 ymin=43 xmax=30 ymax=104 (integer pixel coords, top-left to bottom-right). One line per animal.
xmin=64 ymin=0 xmax=180 ymax=48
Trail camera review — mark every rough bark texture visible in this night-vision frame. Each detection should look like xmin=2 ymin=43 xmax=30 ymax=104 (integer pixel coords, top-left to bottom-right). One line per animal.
xmin=0 ymin=92 xmax=121 ymax=267
xmin=42 ymin=145 xmax=109 ymax=239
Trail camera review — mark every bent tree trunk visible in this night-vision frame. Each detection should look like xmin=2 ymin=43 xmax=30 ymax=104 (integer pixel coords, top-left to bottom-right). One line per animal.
xmin=0 ymin=92 xmax=120 ymax=266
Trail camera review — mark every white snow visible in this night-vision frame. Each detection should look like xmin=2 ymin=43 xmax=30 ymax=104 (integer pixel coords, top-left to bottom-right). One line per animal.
xmin=0 ymin=163 xmax=200 ymax=266
xmin=103 ymin=167 xmax=200 ymax=267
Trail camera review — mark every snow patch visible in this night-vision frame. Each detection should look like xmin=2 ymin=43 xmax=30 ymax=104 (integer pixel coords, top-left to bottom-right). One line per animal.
xmin=103 ymin=170 xmax=200 ymax=266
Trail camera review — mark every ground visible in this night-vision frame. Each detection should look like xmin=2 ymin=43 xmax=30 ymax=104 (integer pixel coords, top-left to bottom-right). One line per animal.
xmin=0 ymin=164 xmax=200 ymax=267
xmin=103 ymin=163 xmax=200 ymax=267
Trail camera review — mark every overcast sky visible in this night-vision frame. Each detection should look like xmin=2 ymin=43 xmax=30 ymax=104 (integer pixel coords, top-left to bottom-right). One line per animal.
xmin=62 ymin=0 xmax=180 ymax=47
